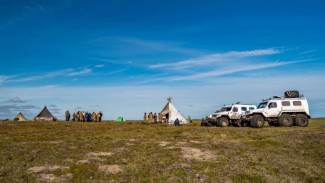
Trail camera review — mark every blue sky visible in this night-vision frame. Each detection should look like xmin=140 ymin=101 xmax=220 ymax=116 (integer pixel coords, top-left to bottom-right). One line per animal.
xmin=0 ymin=0 xmax=324 ymax=120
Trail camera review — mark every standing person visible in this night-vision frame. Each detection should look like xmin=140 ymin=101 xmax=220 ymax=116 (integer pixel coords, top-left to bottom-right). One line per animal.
xmin=174 ymin=118 xmax=180 ymax=126
xmin=76 ymin=111 xmax=80 ymax=122
xmin=92 ymin=112 xmax=96 ymax=122
xmin=72 ymin=112 xmax=76 ymax=122
xmin=158 ymin=113 xmax=161 ymax=123
xmin=97 ymin=112 xmax=100 ymax=122
xmin=153 ymin=113 xmax=157 ymax=124
xmin=99 ymin=111 xmax=103 ymax=122
xmin=143 ymin=112 xmax=147 ymax=122
xmin=82 ymin=111 xmax=87 ymax=122
xmin=80 ymin=111 xmax=84 ymax=122
xmin=85 ymin=112 xmax=89 ymax=122
xmin=65 ymin=110 xmax=70 ymax=121
xmin=148 ymin=112 xmax=153 ymax=124
xmin=88 ymin=112 xmax=92 ymax=122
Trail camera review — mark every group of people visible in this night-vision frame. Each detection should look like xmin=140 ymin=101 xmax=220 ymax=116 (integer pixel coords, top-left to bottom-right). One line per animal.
xmin=143 ymin=112 xmax=170 ymax=124
xmin=65 ymin=110 xmax=103 ymax=122
xmin=143 ymin=112 xmax=160 ymax=124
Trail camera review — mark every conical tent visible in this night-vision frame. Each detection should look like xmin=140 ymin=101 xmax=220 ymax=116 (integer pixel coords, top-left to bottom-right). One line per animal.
xmin=160 ymin=97 xmax=188 ymax=124
xmin=115 ymin=116 xmax=125 ymax=122
xmin=14 ymin=112 xmax=28 ymax=121
xmin=34 ymin=106 xmax=57 ymax=121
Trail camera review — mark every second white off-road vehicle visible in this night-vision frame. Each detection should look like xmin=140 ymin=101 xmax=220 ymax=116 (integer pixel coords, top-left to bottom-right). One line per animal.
xmin=243 ymin=91 xmax=310 ymax=128
xmin=202 ymin=103 xmax=256 ymax=127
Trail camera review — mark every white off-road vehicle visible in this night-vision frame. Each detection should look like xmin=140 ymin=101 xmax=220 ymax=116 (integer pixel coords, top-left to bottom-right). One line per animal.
xmin=243 ymin=91 xmax=310 ymax=128
xmin=202 ymin=103 xmax=256 ymax=127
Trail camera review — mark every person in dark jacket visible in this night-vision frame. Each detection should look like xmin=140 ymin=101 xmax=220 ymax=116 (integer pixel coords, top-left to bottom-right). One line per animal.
xmin=99 ymin=111 xmax=103 ymax=122
xmin=65 ymin=110 xmax=70 ymax=121
xmin=174 ymin=118 xmax=180 ymax=126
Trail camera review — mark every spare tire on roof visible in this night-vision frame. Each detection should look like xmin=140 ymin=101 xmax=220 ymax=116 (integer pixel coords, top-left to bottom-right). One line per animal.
xmin=285 ymin=90 xmax=299 ymax=98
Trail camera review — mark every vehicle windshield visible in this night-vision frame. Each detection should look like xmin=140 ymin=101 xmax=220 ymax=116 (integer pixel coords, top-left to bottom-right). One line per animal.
xmin=258 ymin=102 xmax=268 ymax=109
xmin=220 ymin=107 xmax=232 ymax=112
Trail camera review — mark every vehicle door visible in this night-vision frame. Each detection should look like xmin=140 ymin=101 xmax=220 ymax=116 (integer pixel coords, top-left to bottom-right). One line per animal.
xmin=230 ymin=107 xmax=241 ymax=119
xmin=265 ymin=102 xmax=279 ymax=117
xmin=240 ymin=107 xmax=248 ymax=116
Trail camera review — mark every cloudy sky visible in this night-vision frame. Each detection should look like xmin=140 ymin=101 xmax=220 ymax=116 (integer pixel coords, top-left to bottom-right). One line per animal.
xmin=0 ymin=0 xmax=324 ymax=120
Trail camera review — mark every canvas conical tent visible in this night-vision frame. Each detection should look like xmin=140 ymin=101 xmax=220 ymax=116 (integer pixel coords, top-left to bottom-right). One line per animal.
xmin=34 ymin=106 xmax=57 ymax=121
xmin=115 ymin=116 xmax=125 ymax=122
xmin=160 ymin=97 xmax=188 ymax=124
xmin=14 ymin=112 xmax=28 ymax=121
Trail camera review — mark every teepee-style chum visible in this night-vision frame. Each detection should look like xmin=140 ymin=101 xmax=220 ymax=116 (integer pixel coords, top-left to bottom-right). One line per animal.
xmin=14 ymin=112 xmax=28 ymax=121
xmin=160 ymin=97 xmax=188 ymax=124
xmin=34 ymin=106 xmax=57 ymax=121
xmin=115 ymin=116 xmax=125 ymax=122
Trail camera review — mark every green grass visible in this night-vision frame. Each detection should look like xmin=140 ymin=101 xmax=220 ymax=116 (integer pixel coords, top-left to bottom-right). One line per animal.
xmin=0 ymin=119 xmax=324 ymax=182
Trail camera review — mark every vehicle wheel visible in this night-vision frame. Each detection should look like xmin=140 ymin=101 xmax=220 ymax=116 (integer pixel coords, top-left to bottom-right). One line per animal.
xmin=217 ymin=117 xmax=229 ymax=127
xmin=295 ymin=114 xmax=309 ymax=127
xmin=250 ymin=115 xmax=264 ymax=128
xmin=278 ymin=114 xmax=293 ymax=127
xmin=206 ymin=121 xmax=213 ymax=126
xmin=201 ymin=121 xmax=206 ymax=126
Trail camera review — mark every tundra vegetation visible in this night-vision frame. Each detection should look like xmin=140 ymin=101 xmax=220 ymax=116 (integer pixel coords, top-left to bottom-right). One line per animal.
xmin=0 ymin=119 xmax=324 ymax=182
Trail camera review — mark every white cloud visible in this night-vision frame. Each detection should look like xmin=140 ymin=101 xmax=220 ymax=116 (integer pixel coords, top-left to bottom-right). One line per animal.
xmin=8 ymin=69 xmax=73 ymax=82
xmin=94 ymin=64 xmax=104 ymax=68
xmin=0 ymin=75 xmax=14 ymax=85
xmin=4 ymin=67 xmax=92 ymax=84
xmin=168 ymin=59 xmax=311 ymax=81
xmin=149 ymin=48 xmax=281 ymax=69
xmin=5 ymin=97 xmax=26 ymax=103
xmin=68 ymin=68 xmax=92 ymax=76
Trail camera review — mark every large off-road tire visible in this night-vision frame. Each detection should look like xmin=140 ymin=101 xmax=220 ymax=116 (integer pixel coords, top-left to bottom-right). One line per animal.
xmin=217 ymin=117 xmax=229 ymax=127
xmin=201 ymin=121 xmax=206 ymax=126
xmin=250 ymin=115 xmax=264 ymax=128
xmin=278 ymin=114 xmax=293 ymax=127
xmin=295 ymin=114 xmax=309 ymax=127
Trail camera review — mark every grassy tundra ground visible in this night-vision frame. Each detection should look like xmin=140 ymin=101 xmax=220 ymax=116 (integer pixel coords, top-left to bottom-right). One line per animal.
xmin=0 ymin=119 xmax=324 ymax=183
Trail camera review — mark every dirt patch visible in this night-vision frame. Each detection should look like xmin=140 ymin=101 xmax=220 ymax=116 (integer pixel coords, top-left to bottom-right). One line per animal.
xmin=27 ymin=165 xmax=69 ymax=173
xmin=76 ymin=159 xmax=90 ymax=165
xmin=98 ymin=165 xmax=122 ymax=174
xmin=38 ymin=173 xmax=73 ymax=182
xmin=158 ymin=141 xmax=170 ymax=147
xmin=181 ymin=147 xmax=216 ymax=161
xmin=176 ymin=142 xmax=187 ymax=146
xmin=190 ymin=140 xmax=203 ymax=144
xmin=87 ymin=152 xmax=114 ymax=157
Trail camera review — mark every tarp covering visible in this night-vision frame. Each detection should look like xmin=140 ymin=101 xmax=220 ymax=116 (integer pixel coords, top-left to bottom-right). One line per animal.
xmin=34 ymin=106 xmax=57 ymax=121
xmin=14 ymin=112 xmax=27 ymax=121
xmin=160 ymin=97 xmax=188 ymax=124
xmin=115 ymin=116 xmax=125 ymax=122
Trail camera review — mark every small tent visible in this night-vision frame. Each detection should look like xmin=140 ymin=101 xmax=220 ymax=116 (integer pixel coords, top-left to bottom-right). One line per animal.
xmin=34 ymin=106 xmax=57 ymax=121
xmin=160 ymin=97 xmax=188 ymax=124
xmin=14 ymin=112 xmax=28 ymax=121
xmin=115 ymin=116 xmax=125 ymax=122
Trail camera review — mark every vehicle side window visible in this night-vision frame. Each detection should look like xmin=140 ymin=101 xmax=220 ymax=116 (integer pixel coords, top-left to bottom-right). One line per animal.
xmin=268 ymin=102 xmax=277 ymax=108
xmin=241 ymin=107 xmax=247 ymax=111
xmin=233 ymin=107 xmax=238 ymax=112
xmin=249 ymin=107 xmax=255 ymax=110
xmin=293 ymin=101 xmax=302 ymax=106
xmin=282 ymin=101 xmax=290 ymax=106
